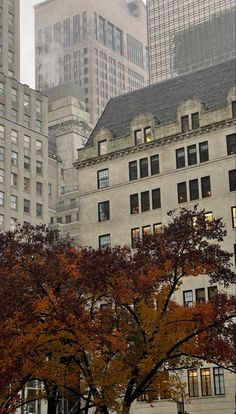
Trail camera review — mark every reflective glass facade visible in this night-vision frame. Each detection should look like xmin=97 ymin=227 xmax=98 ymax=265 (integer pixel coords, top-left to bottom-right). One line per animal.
xmin=147 ymin=0 xmax=236 ymax=83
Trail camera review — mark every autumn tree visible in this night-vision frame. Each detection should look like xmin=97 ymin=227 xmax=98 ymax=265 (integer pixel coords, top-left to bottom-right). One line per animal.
xmin=0 ymin=208 xmax=235 ymax=414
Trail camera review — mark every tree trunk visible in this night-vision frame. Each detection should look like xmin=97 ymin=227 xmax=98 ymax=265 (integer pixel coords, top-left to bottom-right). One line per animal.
xmin=47 ymin=395 xmax=58 ymax=414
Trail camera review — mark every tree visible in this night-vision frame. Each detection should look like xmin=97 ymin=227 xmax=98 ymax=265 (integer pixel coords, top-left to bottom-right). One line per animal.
xmin=0 ymin=208 xmax=235 ymax=414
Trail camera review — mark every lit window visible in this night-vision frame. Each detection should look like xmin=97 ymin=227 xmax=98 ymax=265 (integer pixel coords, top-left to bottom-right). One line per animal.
xmin=10 ymin=195 xmax=17 ymax=210
xmin=183 ymin=290 xmax=193 ymax=307
xmin=229 ymin=170 xmax=236 ymax=191
xmin=231 ymin=206 xmax=236 ymax=228
xmin=213 ymin=368 xmax=225 ymax=395
xmin=226 ymin=134 xmax=236 ymax=156
xmin=144 ymin=127 xmax=152 ymax=143
xmin=97 ymin=169 xmax=109 ymax=188
xmin=24 ymin=135 xmax=31 ymax=150
xmin=98 ymin=140 xmax=107 ymax=156
xmin=201 ymin=369 xmax=212 ymax=396
xmin=204 ymin=212 xmax=213 ymax=223
xmin=11 ymin=151 xmax=18 ymax=167
xmin=130 ymin=193 xmax=139 ymax=214
xmin=131 ymin=228 xmax=140 ymax=248
xmin=188 ymin=370 xmax=199 ymax=397
xmin=99 ymin=234 xmax=111 ymax=249
xmin=142 ymin=226 xmax=151 ymax=237
xmin=0 ymin=125 xmax=5 ymax=139
xmin=98 ymin=201 xmax=110 ymax=222
xmin=153 ymin=223 xmax=162 ymax=234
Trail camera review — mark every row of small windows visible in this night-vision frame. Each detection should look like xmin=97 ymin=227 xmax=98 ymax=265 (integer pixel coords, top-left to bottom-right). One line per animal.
xmin=178 ymin=176 xmax=211 ymax=203
xmin=129 ymin=155 xmax=159 ymax=180
xmin=0 ymin=84 xmax=42 ymax=112
xmin=0 ymin=150 xmax=43 ymax=175
xmin=0 ymin=127 xmax=43 ymax=152
xmin=183 ymin=286 xmax=217 ymax=307
xmin=130 ymin=189 xmax=161 ymax=214
xmin=0 ymin=171 xmax=44 ymax=195
xmin=0 ymin=193 xmax=43 ymax=217
xmin=176 ymin=141 xmax=208 ymax=168
xmin=0 ymin=109 xmax=42 ymax=131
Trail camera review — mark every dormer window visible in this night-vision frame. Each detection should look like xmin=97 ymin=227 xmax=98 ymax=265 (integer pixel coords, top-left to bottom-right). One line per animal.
xmin=144 ymin=127 xmax=152 ymax=143
xmin=191 ymin=112 xmax=199 ymax=130
xmin=181 ymin=112 xmax=199 ymax=132
xmin=134 ymin=129 xmax=142 ymax=145
xmin=181 ymin=115 xmax=189 ymax=133
xmin=232 ymin=101 xmax=236 ymax=118
xmin=98 ymin=140 xmax=107 ymax=156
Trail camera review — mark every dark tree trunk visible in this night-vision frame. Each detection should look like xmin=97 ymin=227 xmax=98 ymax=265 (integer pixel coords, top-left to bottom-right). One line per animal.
xmin=47 ymin=395 xmax=58 ymax=414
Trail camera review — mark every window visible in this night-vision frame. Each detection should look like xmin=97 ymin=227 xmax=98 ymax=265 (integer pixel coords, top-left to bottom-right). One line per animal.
xmin=181 ymin=115 xmax=189 ymax=133
xmin=98 ymin=140 xmax=107 ymax=156
xmin=191 ymin=112 xmax=199 ymax=130
xmin=231 ymin=206 xmax=236 ymax=228
xmin=199 ymin=141 xmax=209 ymax=162
xmin=10 ymin=172 xmax=17 ymax=187
xmin=36 ymin=160 xmax=43 ymax=175
xmin=24 ymin=114 xmax=30 ymax=127
xmin=187 ymin=145 xmax=197 ymax=165
xmin=73 ymin=14 xmax=80 ymax=43
xmin=141 ymin=191 xmax=150 ymax=212
xmin=10 ymin=195 xmax=17 ymax=210
xmin=208 ymin=286 xmax=217 ymax=301
xmin=152 ymin=188 xmax=161 ymax=209
xmin=65 ymin=215 xmax=72 ymax=224
xmin=12 ymin=109 xmax=17 ymax=122
xmin=0 ymin=214 xmax=3 ymax=230
xmin=0 ymin=125 xmax=5 ymax=139
xmin=196 ymin=288 xmax=205 ymax=303
xmin=140 ymin=158 xmax=148 ymax=178
xmin=24 ymin=94 xmax=29 ymax=109
xmin=226 ymin=133 xmax=236 ymax=155
xmin=24 ymin=156 xmax=30 ymax=170
xmin=176 ymin=148 xmax=185 ymax=168
xmin=189 ymin=179 xmax=199 ymax=201
xmin=0 ymin=168 xmax=4 ymax=184
xmin=201 ymin=369 xmax=212 ymax=396
xmin=188 ymin=370 xmax=199 ymax=397
xmin=142 ymin=226 xmax=151 ymax=237
xmin=36 ymin=100 xmax=42 ymax=113
xmin=131 ymin=228 xmax=140 ymax=248
xmin=36 ymin=140 xmax=42 ymax=154
xmin=98 ymin=201 xmax=110 ymax=222
xmin=204 ymin=212 xmax=213 ymax=223
xmin=8 ymin=12 xmax=14 ymax=26
xmin=36 ymin=120 xmax=42 ymax=133
xmin=0 ymin=191 xmax=4 ymax=206
xmin=0 ymin=82 xmax=4 ymax=95
xmin=134 ymin=129 xmax=142 ymax=145
xmin=130 ymin=193 xmax=139 ymax=214
xmin=150 ymin=154 xmax=159 ymax=175
xmin=0 ymin=147 xmax=5 ymax=162
xmin=24 ymin=177 xmax=30 ymax=192
xmin=129 ymin=161 xmax=137 ymax=181
xmin=213 ymin=368 xmax=225 ymax=395
xmin=177 ymin=182 xmax=187 ymax=203
xmin=57 ymin=217 xmax=62 ymax=224
xmin=36 ymin=182 xmax=43 ymax=196
xmin=183 ymin=290 xmax=193 ymax=307
xmin=232 ymin=101 xmax=236 ymax=118
xmin=99 ymin=234 xmax=111 ymax=249
xmin=24 ymin=135 xmax=30 ymax=150
xmin=11 ymin=151 xmax=18 ymax=167
xmin=24 ymin=199 xmax=30 ymax=214
xmin=0 ymin=104 xmax=4 ymax=116
xmin=11 ymin=130 xmax=18 ymax=144
xmin=153 ymin=223 xmax=162 ymax=234
xmin=36 ymin=203 xmax=43 ymax=217
xmin=97 ymin=169 xmax=109 ymax=189
xmin=8 ymin=50 xmax=14 ymax=64
xmin=10 ymin=217 xmax=17 ymax=231
xmin=229 ymin=170 xmax=236 ymax=191
xmin=11 ymin=87 xmax=17 ymax=103
xmin=201 ymin=176 xmax=211 ymax=198
xmin=144 ymin=127 xmax=152 ymax=143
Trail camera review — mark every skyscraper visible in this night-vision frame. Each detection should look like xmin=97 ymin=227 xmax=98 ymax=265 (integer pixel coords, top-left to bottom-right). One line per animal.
xmin=146 ymin=0 xmax=236 ymax=84
xmin=34 ymin=0 xmax=148 ymax=123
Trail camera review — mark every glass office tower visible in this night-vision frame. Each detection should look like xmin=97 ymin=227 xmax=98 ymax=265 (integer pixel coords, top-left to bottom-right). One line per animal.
xmin=147 ymin=0 xmax=236 ymax=84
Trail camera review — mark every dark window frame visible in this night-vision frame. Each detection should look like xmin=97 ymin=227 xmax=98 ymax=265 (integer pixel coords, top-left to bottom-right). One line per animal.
xmin=129 ymin=160 xmax=138 ymax=181
xmin=191 ymin=112 xmax=199 ymax=130
xmin=131 ymin=227 xmax=140 ymax=248
xmin=144 ymin=126 xmax=152 ymax=143
xmin=187 ymin=144 xmax=197 ymax=166
xmin=130 ymin=193 xmax=139 ymax=214
xmin=98 ymin=140 xmax=107 ymax=156
xmin=139 ymin=157 xmax=148 ymax=178
xmin=141 ymin=191 xmax=150 ymax=212
xmin=199 ymin=141 xmax=209 ymax=162
xmin=226 ymin=133 xmax=236 ymax=156
xmin=99 ymin=234 xmax=111 ymax=249
xmin=188 ymin=370 xmax=199 ymax=397
xmin=176 ymin=147 xmax=185 ymax=169
xmin=200 ymin=368 xmax=212 ymax=396
xmin=189 ymin=179 xmax=199 ymax=201
xmin=213 ymin=368 xmax=225 ymax=395
xmin=152 ymin=188 xmax=161 ymax=209
xmin=98 ymin=200 xmax=110 ymax=222
xmin=97 ymin=168 xmax=109 ymax=189
xmin=177 ymin=182 xmax=187 ymax=203
xmin=196 ymin=288 xmax=205 ymax=304
xmin=201 ymin=176 xmax=211 ymax=198
xmin=229 ymin=169 xmax=236 ymax=191
xmin=231 ymin=206 xmax=236 ymax=228
xmin=150 ymin=154 xmax=159 ymax=175
xmin=181 ymin=115 xmax=189 ymax=133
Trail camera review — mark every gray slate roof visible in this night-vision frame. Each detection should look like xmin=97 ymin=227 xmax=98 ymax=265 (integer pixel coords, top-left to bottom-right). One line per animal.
xmin=87 ymin=59 xmax=236 ymax=146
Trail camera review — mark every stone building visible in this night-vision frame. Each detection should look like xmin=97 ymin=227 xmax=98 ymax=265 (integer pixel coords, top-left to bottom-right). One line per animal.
xmin=146 ymin=0 xmax=236 ymax=84
xmin=74 ymin=59 xmax=236 ymax=413
xmin=34 ymin=0 xmax=148 ymax=123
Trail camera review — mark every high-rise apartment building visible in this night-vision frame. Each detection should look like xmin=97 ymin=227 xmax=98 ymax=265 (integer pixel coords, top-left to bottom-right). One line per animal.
xmin=34 ymin=0 xmax=148 ymax=123
xmin=0 ymin=0 xmax=20 ymax=80
xmin=146 ymin=0 xmax=236 ymax=84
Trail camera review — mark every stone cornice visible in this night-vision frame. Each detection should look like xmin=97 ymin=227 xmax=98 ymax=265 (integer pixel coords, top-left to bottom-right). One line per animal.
xmin=74 ymin=118 xmax=236 ymax=169
xmin=49 ymin=119 xmax=93 ymax=138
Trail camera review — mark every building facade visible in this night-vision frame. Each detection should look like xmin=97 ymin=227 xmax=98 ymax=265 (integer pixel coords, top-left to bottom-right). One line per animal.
xmin=34 ymin=0 xmax=148 ymax=123
xmin=74 ymin=59 xmax=236 ymax=413
xmin=146 ymin=0 xmax=236 ymax=84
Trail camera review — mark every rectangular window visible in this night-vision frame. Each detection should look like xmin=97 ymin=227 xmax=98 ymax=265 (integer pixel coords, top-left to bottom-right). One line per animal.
xmin=0 ymin=191 xmax=4 ymax=207
xmin=24 ymin=156 xmax=30 ymax=170
xmin=36 ymin=182 xmax=43 ymax=196
xmin=24 ymin=135 xmax=31 ymax=150
xmin=48 ymin=183 xmax=52 ymax=196
xmin=36 ymin=203 xmax=43 ymax=218
xmin=0 ymin=214 xmax=3 ymax=230
xmin=11 ymin=130 xmax=18 ymax=144
xmin=226 ymin=134 xmax=236 ymax=155
xmin=144 ymin=127 xmax=152 ymax=143
xmin=152 ymin=188 xmax=161 ymax=209
xmin=181 ymin=115 xmax=189 ymax=133
xmin=208 ymin=286 xmax=217 ymax=301
xmin=187 ymin=145 xmax=197 ymax=165
xmin=153 ymin=223 xmax=162 ymax=234
xmin=0 ymin=104 xmax=4 ymax=116
xmin=229 ymin=170 xmax=236 ymax=191
xmin=10 ymin=217 xmax=17 ymax=231
xmin=0 ymin=125 xmax=5 ymax=139
xmin=204 ymin=212 xmax=213 ymax=223
xmin=141 ymin=191 xmax=150 ymax=212
xmin=196 ymin=288 xmax=205 ymax=303
xmin=0 ymin=169 xmax=4 ymax=184
xmin=36 ymin=160 xmax=43 ymax=175
xmin=176 ymin=148 xmax=185 ymax=168
xmin=11 ymin=151 xmax=18 ymax=167
xmin=10 ymin=172 xmax=17 ymax=187
xmin=98 ymin=201 xmax=110 ymax=222
xmin=231 ymin=206 xmax=236 ymax=228
xmin=189 ymin=179 xmax=199 ymax=201
xmin=177 ymin=182 xmax=187 ymax=203
xmin=24 ymin=199 xmax=30 ymax=214
xmin=150 ymin=155 xmax=159 ymax=175
xmin=188 ymin=370 xmax=199 ymax=397
xmin=213 ymin=368 xmax=225 ymax=395
xmin=65 ymin=215 xmax=71 ymax=224
xmin=129 ymin=161 xmax=137 ymax=181
xmin=12 ymin=109 xmax=17 ymax=122
xmin=36 ymin=120 xmax=42 ymax=133
xmin=140 ymin=158 xmax=148 ymax=178
xmin=97 ymin=169 xmax=109 ymax=189
xmin=98 ymin=140 xmax=107 ymax=156
xmin=130 ymin=193 xmax=139 ymax=214
xmin=10 ymin=195 xmax=17 ymax=210
xmin=191 ymin=112 xmax=199 ymax=130
xmin=0 ymin=82 xmax=4 ymax=96
xmin=232 ymin=101 xmax=236 ymax=118
xmin=142 ymin=225 xmax=151 ymax=237
xmin=73 ymin=14 xmax=80 ymax=43
xmin=24 ymin=94 xmax=29 ymax=109
xmin=201 ymin=176 xmax=211 ymax=198
xmin=11 ymin=87 xmax=17 ymax=103
xmin=0 ymin=147 xmax=5 ymax=162
xmin=183 ymin=290 xmax=193 ymax=307
xmin=201 ymin=369 xmax=212 ymax=396
xmin=199 ymin=141 xmax=209 ymax=162
xmin=63 ymin=18 xmax=70 ymax=47
xmin=99 ymin=234 xmax=111 ymax=249
xmin=131 ymin=228 xmax=140 ymax=248
xmin=36 ymin=100 xmax=41 ymax=113
xmin=134 ymin=129 xmax=142 ymax=145
xmin=24 ymin=177 xmax=30 ymax=192
xmin=36 ymin=140 xmax=43 ymax=154
xmin=24 ymin=115 xmax=30 ymax=127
